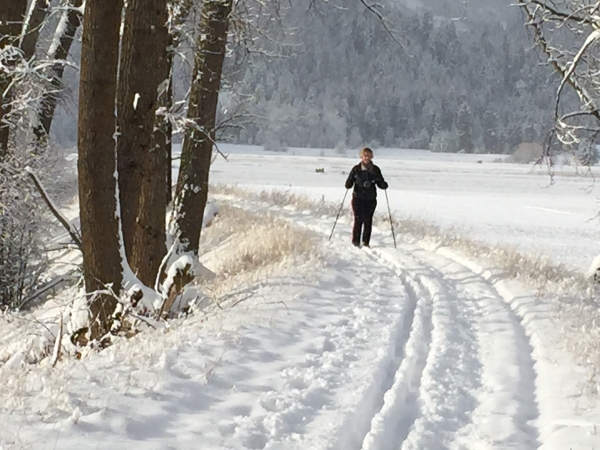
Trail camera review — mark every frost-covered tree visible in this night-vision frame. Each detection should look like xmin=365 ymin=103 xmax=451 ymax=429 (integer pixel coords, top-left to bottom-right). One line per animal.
xmin=456 ymin=103 xmax=474 ymax=153
xmin=20 ymin=0 xmax=51 ymax=61
xmin=482 ymin=110 xmax=499 ymax=153
xmin=0 ymin=167 xmax=46 ymax=311
xmin=430 ymin=129 xmax=459 ymax=153
xmin=33 ymin=0 xmax=83 ymax=143
xmin=0 ymin=1 xmax=28 ymax=155
xmin=517 ymin=1 xmax=600 ymax=160
xmin=221 ymin=2 xmax=558 ymax=153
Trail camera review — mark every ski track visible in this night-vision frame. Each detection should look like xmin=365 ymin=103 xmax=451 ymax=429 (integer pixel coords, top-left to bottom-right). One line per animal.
xmin=217 ymin=231 xmax=413 ymax=449
xmin=214 ymin=197 xmax=545 ymax=449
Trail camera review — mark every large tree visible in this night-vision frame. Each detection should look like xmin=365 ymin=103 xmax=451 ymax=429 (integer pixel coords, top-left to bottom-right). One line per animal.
xmin=77 ymin=0 xmax=124 ymax=340
xmin=174 ymin=0 xmax=233 ymax=255
xmin=117 ymin=0 xmax=170 ymax=287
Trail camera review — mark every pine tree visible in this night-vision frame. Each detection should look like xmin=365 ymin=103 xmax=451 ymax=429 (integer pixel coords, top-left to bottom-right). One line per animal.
xmin=482 ymin=110 xmax=499 ymax=153
xmin=456 ymin=103 xmax=474 ymax=153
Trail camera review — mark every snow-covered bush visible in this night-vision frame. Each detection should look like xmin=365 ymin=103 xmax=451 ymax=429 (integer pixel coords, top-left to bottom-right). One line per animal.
xmin=430 ymin=130 xmax=459 ymax=153
xmin=506 ymin=142 xmax=542 ymax=164
xmin=0 ymin=169 xmax=46 ymax=310
xmin=404 ymin=129 xmax=431 ymax=150
xmin=0 ymin=45 xmax=54 ymax=143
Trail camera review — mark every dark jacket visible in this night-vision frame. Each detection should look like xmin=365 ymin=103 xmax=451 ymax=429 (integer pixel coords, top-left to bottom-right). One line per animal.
xmin=345 ymin=163 xmax=388 ymax=200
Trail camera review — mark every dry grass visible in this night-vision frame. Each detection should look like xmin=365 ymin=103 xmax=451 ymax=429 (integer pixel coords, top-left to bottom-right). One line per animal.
xmin=199 ymin=202 xmax=319 ymax=301
xmin=211 ymin=183 xmax=339 ymax=217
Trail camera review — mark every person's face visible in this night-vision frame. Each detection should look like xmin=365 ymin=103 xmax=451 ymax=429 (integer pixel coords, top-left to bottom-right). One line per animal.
xmin=361 ymin=152 xmax=373 ymax=164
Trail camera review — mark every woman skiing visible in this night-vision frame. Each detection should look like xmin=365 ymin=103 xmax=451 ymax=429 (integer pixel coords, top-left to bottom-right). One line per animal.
xmin=344 ymin=147 xmax=388 ymax=247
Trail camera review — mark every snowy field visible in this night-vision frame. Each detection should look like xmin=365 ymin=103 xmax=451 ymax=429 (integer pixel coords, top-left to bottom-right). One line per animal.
xmin=2 ymin=145 xmax=600 ymax=450
xmin=209 ymin=144 xmax=600 ymax=273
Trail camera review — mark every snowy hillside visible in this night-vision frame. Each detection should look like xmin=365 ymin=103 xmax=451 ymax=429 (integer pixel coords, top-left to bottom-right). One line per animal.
xmin=2 ymin=147 xmax=600 ymax=449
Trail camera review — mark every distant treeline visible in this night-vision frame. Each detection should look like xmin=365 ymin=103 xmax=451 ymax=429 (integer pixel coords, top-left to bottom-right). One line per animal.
xmin=223 ymin=4 xmax=572 ymax=154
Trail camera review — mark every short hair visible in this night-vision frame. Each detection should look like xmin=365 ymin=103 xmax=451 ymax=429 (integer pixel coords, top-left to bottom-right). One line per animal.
xmin=360 ymin=147 xmax=373 ymax=157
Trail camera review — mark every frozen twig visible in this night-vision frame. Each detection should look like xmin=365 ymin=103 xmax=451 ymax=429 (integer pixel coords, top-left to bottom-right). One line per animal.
xmin=25 ymin=167 xmax=82 ymax=250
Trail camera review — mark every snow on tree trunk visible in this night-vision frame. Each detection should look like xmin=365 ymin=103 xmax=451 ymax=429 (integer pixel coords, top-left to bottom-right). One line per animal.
xmin=173 ymin=0 xmax=233 ymax=255
xmin=77 ymin=0 xmax=124 ymax=341
xmin=20 ymin=0 xmax=49 ymax=61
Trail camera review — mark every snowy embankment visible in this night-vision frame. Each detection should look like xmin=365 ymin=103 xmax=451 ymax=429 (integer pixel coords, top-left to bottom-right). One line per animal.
xmin=1 ymin=185 xmax=599 ymax=450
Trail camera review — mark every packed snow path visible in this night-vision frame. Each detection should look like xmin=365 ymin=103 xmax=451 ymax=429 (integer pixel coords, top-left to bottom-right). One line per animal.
xmin=2 ymin=198 xmax=597 ymax=449
xmin=233 ymin=243 xmax=544 ymax=450
xmin=197 ymin=197 xmax=588 ymax=450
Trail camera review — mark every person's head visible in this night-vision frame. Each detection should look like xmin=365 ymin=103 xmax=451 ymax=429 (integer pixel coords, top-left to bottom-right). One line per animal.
xmin=360 ymin=147 xmax=373 ymax=164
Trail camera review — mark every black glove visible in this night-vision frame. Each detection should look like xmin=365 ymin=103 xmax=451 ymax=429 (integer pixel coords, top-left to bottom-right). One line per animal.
xmin=380 ymin=181 xmax=389 ymax=190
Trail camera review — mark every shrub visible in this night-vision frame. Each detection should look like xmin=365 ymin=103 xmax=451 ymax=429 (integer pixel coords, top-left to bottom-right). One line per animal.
xmin=506 ymin=142 xmax=543 ymax=164
xmin=430 ymin=130 xmax=459 ymax=153
xmin=0 ymin=157 xmax=48 ymax=310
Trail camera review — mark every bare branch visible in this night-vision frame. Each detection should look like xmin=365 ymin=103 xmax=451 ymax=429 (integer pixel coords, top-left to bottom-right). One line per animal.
xmin=529 ymin=0 xmax=590 ymax=23
xmin=359 ymin=0 xmax=405 ymax=48
xmin=51 ymin=312 xmax=63 ymax=367
xmin=25 ymin=167 xmax=83 ymax=250
xmin=556 ymin=29 xmax=600 ymax=118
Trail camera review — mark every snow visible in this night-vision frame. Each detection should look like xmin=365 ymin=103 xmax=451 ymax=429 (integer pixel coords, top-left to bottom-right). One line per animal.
xmin=2 ymin=146 xmax=600 ymax=449
xmin=201 ymin=144 xmax=600 ymax=273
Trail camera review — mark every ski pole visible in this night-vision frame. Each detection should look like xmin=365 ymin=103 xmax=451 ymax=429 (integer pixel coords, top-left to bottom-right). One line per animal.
xmin=385 ymin=189 xmax=397 ymax=249
xmin=329 ymin=189 xmax=349 ymax=241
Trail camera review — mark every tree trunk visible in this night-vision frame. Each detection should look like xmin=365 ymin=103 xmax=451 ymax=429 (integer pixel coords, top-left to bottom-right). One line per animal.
xmin=116 ymin=0 xmax=169 ymax=284
xmin=156 ymin=0 xmax=193 ymax=207
xmin=174 ymin=0 xmax=232 ymax=255
xmin=116 ymin=0 xmax=169 ymax=286
xmin=165 ymin=80 xmax=173 ymax=205
xmin=0 ymin=1 xmax=28 ymax=157
xmin=155 ymin=62 xmax=173 ymax=206
xmin=77 ymin=0 xmax=123 ymax=340
xmin=20 ymin=0 xmax=50 ymax=61
xmin=33 ymin=0 xmax=83 ymax=142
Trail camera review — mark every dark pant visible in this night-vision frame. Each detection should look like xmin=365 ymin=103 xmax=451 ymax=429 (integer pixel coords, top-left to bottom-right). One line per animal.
xmin=351 ymin=197 xmax=377 ymax=245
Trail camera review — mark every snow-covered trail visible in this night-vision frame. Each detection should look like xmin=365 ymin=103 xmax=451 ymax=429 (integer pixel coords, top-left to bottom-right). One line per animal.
xmin=2 ymin=196 xmax=598 ymax=449
xmin=213 ymin=196 xmax=596 ymax=450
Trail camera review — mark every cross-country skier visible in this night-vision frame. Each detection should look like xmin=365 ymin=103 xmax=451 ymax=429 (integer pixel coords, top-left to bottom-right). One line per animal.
xmin=344 ymin=147 xmax=388 ymax=247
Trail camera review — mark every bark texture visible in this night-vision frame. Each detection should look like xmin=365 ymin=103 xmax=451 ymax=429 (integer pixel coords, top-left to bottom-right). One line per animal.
xmin=77 ymin=0 xmax=124 ymax=340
